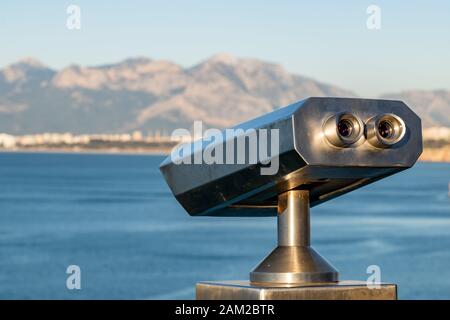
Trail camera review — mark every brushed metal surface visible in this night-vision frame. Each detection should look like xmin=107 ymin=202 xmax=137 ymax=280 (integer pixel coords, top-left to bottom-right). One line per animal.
xmin=277 ymin=190 xmax=310 ymax=246
xmin=250 ymin=190 xmax=338 ymax=284
xmin=160 ymin=97 xmax=422 ymax=217
xmin=196 ymin=281 xmax=397 ymax=300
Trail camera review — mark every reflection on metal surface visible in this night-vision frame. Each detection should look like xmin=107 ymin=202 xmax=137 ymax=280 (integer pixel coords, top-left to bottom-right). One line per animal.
xmin=366 ymin=113 xmax=406 ymax=148
xmin=250 ymin=190 xmax=338 ymax=285
xmin=323 ymin=112 xmax=365 ymax=147
xmin=196 ymin=281 xmax=397 ymax=300
xmin=160 ymin=97 xmax=422 ymax=217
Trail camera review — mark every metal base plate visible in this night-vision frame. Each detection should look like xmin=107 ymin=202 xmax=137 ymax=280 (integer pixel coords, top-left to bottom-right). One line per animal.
xmin=196 ymin=280 xmax=397 ymax=300
xmin=250 ymin=246 xmax=338 ymax=284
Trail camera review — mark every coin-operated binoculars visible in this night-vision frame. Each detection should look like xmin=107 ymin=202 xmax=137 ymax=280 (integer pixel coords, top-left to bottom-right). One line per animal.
xmin=160 ymin=97 xmax=422 ymax=300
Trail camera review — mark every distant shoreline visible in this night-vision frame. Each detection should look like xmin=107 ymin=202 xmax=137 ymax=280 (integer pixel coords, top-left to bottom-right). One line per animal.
xmin=0 ymin=147 xmax=170 ymax=156
xmin=419 ymin=146 xmax=450 ymax=163
xmin=1 ymin=146 xmax=450 ymax=163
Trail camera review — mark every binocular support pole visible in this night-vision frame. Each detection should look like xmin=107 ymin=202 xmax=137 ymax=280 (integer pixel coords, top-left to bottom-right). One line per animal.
xmin=196 ymin=189 xmax=397 ymax=299
xmin=250 ymin=190 xmax=338 ymax=285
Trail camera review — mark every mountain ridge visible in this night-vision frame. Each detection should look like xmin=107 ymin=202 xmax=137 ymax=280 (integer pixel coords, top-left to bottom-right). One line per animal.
xmin=0 ymin=54 xmax=448 ymax=134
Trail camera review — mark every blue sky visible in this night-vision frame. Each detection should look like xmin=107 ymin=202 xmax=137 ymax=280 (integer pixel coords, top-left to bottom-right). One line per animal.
xmin=0 ymin=0 xmax=449 ymax=96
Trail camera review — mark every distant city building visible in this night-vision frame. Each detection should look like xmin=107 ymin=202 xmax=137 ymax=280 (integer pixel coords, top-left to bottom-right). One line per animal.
xmin=0 ymin=131 xmax=178 ymax=149
xmin=132 ymin=131 xmax=143 ymax=141
xmin=423 ymin=127 xmax=450 ymax=141
xmin=0 ymin=134 xmax=16 ymax=148
xmin=0 ymin=127 xmax=449 ymax=151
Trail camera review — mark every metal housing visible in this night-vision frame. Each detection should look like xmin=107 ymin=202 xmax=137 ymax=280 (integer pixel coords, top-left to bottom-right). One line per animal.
xmin=160 ymin=97 xmax=423 ymax=217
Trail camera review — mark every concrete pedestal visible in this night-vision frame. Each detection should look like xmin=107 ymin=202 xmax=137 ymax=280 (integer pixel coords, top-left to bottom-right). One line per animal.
xmin=196 ymin=280 xmax=397 ymax=300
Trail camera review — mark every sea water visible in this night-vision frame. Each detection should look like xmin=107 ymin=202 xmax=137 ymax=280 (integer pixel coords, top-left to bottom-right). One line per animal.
xmin=0 ymin=152 xmax=449 ymax=299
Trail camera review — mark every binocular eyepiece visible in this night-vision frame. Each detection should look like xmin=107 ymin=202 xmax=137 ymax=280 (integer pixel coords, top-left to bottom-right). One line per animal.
xmin=367 ymin=113 xmax=406 ymax=148
xmin=324 ymin=112 xmax=406 ymax=148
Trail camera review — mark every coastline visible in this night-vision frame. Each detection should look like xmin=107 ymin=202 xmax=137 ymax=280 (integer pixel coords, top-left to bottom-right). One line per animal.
xmin=1 ymin=146 xmax=450 ymax=163
xmin=419 ymin=146 xmax=450 ymax=163
xmin=0 ymin=147 xmax=170 ymax=156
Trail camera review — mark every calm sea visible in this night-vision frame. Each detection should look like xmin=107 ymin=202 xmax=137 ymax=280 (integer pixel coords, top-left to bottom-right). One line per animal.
xmin=0 ymin=152 xmax=449 ymax=299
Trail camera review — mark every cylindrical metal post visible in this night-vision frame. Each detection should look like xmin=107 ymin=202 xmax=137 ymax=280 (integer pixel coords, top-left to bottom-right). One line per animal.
xmin=250 ymin=189 xmax=338 ymax=285
xmin=277 ymin=190 xmax=310 ymax=247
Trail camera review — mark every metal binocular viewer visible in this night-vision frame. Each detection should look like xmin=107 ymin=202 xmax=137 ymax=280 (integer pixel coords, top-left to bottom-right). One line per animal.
xmin=160 ymin=97 xmax=422 ymax=299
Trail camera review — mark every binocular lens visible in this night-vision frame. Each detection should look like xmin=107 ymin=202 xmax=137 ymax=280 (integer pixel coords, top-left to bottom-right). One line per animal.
xmin=325 ymin=113 xmax=406 ymax=149
xmin=323 ymin=113 xmax=364 ymax=147
xmin=337 ymin=119 xmax=354 ymax=138
xmin=367 ymin=114 xmax=406 ymax=148
xmin=378 ymin=120 xmax=394 ymax=139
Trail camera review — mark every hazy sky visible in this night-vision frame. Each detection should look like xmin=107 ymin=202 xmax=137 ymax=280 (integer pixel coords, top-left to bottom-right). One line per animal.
xmin=1 ymin=0 xmax=449 ymax=96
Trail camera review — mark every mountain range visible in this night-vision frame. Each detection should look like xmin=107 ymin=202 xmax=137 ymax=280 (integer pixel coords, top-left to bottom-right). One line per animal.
xmin=0 ymin=54 xmax=448 ymax=134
